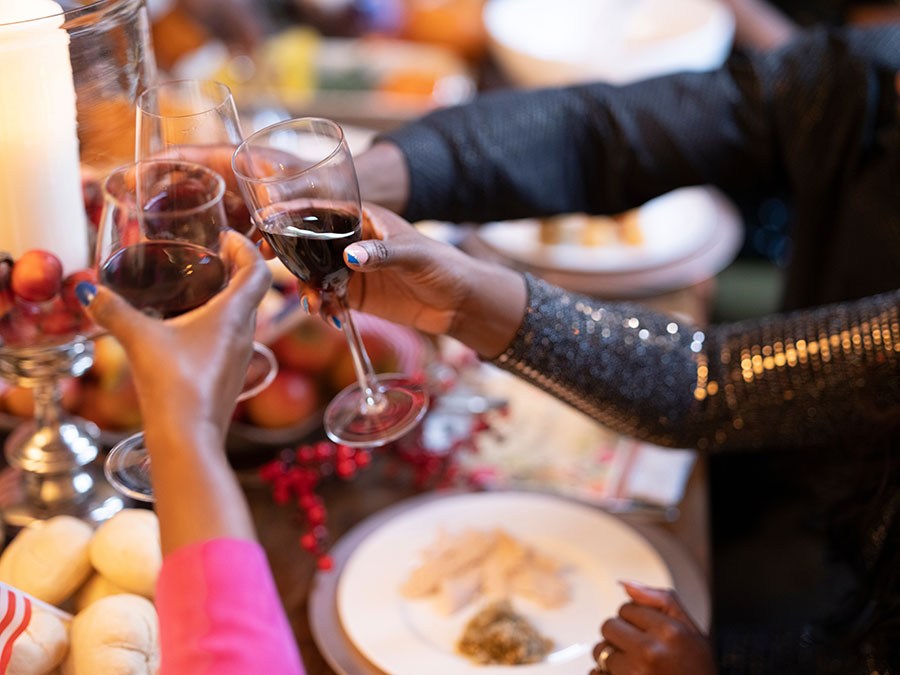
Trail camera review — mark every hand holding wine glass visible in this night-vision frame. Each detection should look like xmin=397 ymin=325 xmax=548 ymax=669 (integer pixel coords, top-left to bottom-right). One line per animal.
xmin=291 ymin=202 xmax=528 ymax=359
xmin=97 ymin=159 xmax=272 ymax=500
xmin=84 ymin=229 xmax=272 ymax=443
xmin=233 ymin=118 xmax=429 ymax=447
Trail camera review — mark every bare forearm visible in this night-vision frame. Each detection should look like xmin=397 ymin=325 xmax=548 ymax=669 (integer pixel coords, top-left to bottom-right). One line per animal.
xmin=146 ymin=424 xmax=256 ymax=556
xmin=355 ymin=142 xmax=410 ymax=214
xmin=450 ymin=260 xmax=527 ymax=359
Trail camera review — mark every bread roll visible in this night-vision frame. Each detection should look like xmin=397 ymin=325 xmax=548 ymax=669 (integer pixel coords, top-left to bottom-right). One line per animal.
xmin=66 ymin=594 xmax=159 ymax=675
xmin=73 ymin=574 xmax=129 ymax=613
xmin=88 ymin=510 xmax=161 ymax=598
xmin=7 ymin=609 xmax=69 ymax=675
xmin=0 ymin=516 xmax=93 ymax=604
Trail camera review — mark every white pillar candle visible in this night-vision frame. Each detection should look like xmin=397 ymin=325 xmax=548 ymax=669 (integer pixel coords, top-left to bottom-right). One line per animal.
xmin=0 ymin=0 xmax=90 ymax=273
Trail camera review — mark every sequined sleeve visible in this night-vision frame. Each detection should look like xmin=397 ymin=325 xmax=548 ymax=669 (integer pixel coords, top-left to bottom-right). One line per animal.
xmin=493 ymin=275 xmax=900 ymax=451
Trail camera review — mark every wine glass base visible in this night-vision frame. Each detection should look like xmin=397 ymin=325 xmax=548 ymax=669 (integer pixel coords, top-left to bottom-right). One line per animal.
xmin=324 ymin=375 xmax=429 ymax=448
xmin=104 ymin=432 xmax=154 ymax=503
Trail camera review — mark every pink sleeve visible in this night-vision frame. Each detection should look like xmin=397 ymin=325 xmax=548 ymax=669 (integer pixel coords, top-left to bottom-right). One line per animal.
xmin=156 ymin=538 xmax=305 ymax=675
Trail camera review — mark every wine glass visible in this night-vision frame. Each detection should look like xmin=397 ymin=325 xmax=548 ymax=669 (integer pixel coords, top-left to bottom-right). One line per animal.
xmin=137 ymin=79 xmax=276 ymax=402
xmin=137 ymin=79 xmax=252 ymax=235
xmin=233 ymin=118 xmax=429 ymax=447
xmin=98 ymin=159 xmax=244 ymax=501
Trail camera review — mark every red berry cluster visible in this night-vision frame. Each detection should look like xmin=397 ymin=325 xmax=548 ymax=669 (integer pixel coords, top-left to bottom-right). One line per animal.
xmin=0 ymin=250 xmax=96 ymax=347
xmin=259 ymin=441 xmax=373 ymax=571
xmin=258 ymin=388 xmax=505 ymax=569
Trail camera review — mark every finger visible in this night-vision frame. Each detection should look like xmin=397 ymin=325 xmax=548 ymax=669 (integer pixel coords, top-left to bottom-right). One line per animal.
xmin=600 ymin=618 xmax=647 ymax=653
xmin=258 ymin=239 xmax=276 ymax=260
xmin=213 ymin=230 xmax=273 ymax=318
xmin=361 ymin=202 xmax=415 ymax=238
xmin=618 ymin=603 xmax=670 ymax=631
xmin=298 ymin=291 xmax=322 ymax=317
xmin=343 ymin=233 xmax=433 ymax=273
xmin=79 ymin=283 xmax=149 ymax=351
xmin=620 ymin=582 xmax=700 ymax=631
xmin=605 ymin=649 xmax=630 ymax=675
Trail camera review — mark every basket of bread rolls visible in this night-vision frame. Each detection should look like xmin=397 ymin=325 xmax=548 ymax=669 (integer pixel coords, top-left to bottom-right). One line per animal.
xmin=0 ymin=510 xmax=161 ymax=675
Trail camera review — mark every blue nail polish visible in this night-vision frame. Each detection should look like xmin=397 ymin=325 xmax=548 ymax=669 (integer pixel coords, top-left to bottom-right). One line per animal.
xmin=255 ymin=240 xmax=263 ymax=249
xmin=302 ymin=296 xmax=309 ymax=314
xmin=346 ymin=251 xmax=359 ymax=265
xmin=75 ymin=281 xmax=96 ymax=307
xmin=332 ymin=316 xmax=342 ymax=329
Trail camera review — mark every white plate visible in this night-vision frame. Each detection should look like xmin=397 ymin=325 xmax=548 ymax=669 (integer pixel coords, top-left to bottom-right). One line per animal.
xmin=337 ymin=491 xmax=673 ymax=675
xmin=477 ymin=187 xmax=720 ymax=274
xmin=468 ymin=186 xmax=743 ymax=297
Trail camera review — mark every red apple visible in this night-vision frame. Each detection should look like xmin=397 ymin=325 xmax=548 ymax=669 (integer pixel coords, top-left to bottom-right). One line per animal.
xmin=272 ymin=319 xmax=343 ymax=374
xmin=0 ymin=288 xmax=14 ymax=318
xmin=77 ymin=379 xmax=141 ymax=430
xmin=3 ymin=378 xmax=80 ymax=417
xmin=61 ymin=269 xmax=98 ymax=313
xmin=0 ymin=307 xmax=39 ymax=347
xmin=245 ymin=371 xmax=318 ymax=429
xmin=90 ymin=336 xmax=129 ymax=389
xmin=0 ymin=252 xmax=13 ymax=290
xmin=11 ymin=250 xmax=63 ymax=303
xmin=3 ymin=386 xmax=33 ymax=417
xmin=329 ymin=334 xmax=399 ymax=391
xmin=40 ymin=310 xmax=81 ymax=337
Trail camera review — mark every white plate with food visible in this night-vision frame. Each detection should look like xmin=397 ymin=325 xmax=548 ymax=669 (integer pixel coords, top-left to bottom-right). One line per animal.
xmin=468 ymin=186 xmax=742 ymax=297
xmin=336 ymin=491 xmax=672 ymax=674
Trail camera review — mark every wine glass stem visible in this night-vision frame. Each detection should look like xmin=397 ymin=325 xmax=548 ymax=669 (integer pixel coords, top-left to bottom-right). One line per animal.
xmin=336 ymin=293 xmax=386 ymax=415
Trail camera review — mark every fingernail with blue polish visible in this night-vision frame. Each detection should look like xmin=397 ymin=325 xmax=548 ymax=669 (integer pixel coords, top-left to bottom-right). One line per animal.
xmin=331 ymin=316 xmax=342 ymax=329
xmin=75 ymin=281 xmax=96 ymax=307
xmin=302 ymin=296 xmax=309 ymax=314
xmin=346 ymin=251 xmax=360 ymax=265
xmin=255 ymin=240 xmax=263 ymax=249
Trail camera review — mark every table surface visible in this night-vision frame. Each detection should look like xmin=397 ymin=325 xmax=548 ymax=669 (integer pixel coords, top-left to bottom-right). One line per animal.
xmin=243 ymin=453 xmax=710 ymax=675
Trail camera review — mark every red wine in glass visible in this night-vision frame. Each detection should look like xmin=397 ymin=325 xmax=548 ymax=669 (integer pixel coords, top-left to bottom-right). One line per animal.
xmin=234 ymin=117 xmax=428 ymax=448
xmin=99 ymin=241 xmax=226 ymax=319
xmin=258 ymin=207 xmax=361 ymax=291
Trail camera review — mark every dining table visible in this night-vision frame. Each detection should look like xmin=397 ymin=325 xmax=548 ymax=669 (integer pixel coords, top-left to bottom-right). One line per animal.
xmin=241 ymin=447 xmax=712 ymax=675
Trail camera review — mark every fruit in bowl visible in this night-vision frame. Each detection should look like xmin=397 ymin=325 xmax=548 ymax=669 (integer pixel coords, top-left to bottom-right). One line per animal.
xmin=0 ymin=335 xmax=141 ymax=433
xmin=271 ymin=318 xmax=343 ymax=374
xmin=245 ymin=371 xmax=319 ymax=429
xmin=329 ymin=331 xmax=400 ymax=391
xmin=0 ymin=248 xmax=95 ymax=349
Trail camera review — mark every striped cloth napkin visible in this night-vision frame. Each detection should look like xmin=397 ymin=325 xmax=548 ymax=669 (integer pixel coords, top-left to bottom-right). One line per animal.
xmin=0 ymin=581 xmax=71 ymax=674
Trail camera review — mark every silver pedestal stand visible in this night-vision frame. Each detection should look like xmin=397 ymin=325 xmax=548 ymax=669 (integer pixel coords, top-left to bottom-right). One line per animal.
xmin=0 ymin=339 xmax=125 ymax=527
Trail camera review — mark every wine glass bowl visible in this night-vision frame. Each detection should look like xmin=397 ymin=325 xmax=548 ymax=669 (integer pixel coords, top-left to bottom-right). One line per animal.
xmin=97 ymin=160 xmax=228 ymax=318
xmin=233 ymin=117 xmax=428 ymax=447
xmin=137 ymin=80 xmax=252 ymax=236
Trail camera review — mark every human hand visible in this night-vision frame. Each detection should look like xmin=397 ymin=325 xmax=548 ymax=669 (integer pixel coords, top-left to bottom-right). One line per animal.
xmin=296 ymin=203 xmax=526 ymax=357
xmin=591 ymin=582 xmax=716 ymax=675
xmin=78 ymin=230 xmax=272 ymax=446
